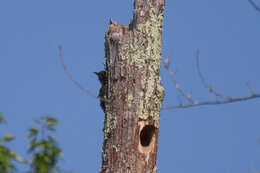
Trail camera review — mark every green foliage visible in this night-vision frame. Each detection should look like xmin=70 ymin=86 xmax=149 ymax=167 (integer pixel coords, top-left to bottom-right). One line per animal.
xmin=0 ymin=114 xmax=72 ymax=173
xmin=27 ymin=116 xmax=62 ymax=173
xmin=2 ymin=133 xmax=16 ymax=142
xmin=0 ymin=145 xmax=16 ymax=173
xmin=0 ymin=113 xmax=26 ymax=173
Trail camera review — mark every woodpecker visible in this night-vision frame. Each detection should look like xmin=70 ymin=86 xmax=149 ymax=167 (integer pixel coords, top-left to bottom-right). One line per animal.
xmin=94 ymin=71 xmax=107 ymax=86
xmin=94 ymin=71 xmax=108 ymax=112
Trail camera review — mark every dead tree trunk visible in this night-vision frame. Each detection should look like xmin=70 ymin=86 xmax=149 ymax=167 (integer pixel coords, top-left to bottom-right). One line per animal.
xmin=100 ymin=0 xmax=165 ymax=172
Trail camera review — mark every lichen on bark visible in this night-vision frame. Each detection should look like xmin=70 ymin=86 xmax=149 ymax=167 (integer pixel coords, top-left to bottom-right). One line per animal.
xmin=100 ymin=0 xmax=165 ymax=172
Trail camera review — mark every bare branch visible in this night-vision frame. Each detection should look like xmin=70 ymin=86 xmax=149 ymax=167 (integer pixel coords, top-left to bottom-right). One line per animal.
xmin=195 ymin=49 xmax=229 ymax=100
xmin=164 ymin=58 xmax=197 ymax=104
xmin=248 ymin=0 xmax=260 ymax=12
xmin=163 ymin=93 xmax=260 ymax=109
xmin=58 ymin=45 xmax=99 ymax=98
xmin=163 ymin=51 xmax=260 ymax=110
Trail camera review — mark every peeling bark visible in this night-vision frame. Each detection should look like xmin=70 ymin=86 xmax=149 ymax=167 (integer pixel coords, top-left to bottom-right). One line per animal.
xmin=100 ymin=1 xmax=165 ymax=172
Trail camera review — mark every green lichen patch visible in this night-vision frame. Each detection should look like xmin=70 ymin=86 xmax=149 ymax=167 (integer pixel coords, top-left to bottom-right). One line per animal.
xmin=103 ymin=112 xmax=117 ymax=139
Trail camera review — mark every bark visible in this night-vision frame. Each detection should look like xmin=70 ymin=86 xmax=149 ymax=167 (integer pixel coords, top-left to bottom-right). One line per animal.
xmin=100 ymin=0 xmax=165 ymax=172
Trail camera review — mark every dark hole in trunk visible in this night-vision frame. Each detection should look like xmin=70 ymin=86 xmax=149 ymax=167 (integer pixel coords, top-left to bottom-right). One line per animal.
xmin=140 ymin=125 xmax=155 ymax=147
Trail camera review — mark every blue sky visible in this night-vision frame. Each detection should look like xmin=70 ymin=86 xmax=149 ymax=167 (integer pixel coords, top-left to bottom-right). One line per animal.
xmin=0 ymin=0 xmax=260 ymax=172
